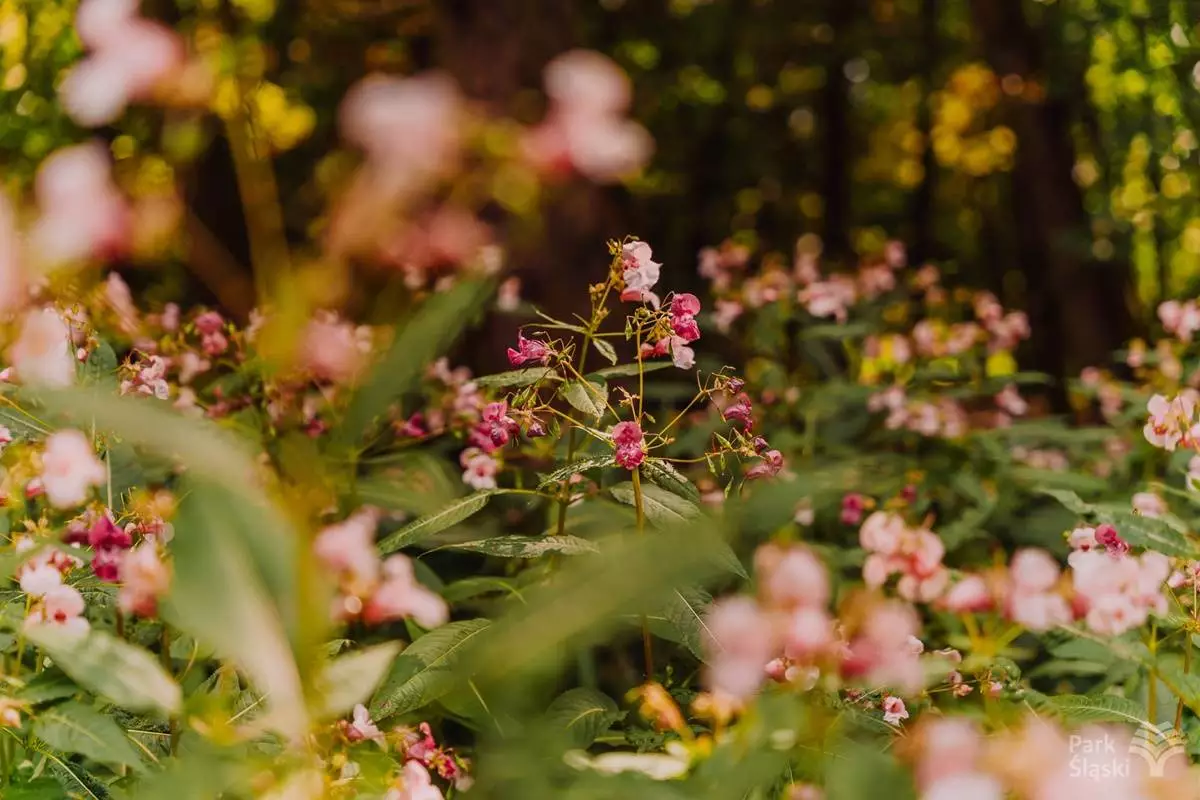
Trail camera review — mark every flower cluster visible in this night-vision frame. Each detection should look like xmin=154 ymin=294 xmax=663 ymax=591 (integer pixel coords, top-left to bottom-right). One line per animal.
xmin=859 ymin=511 xmax=948 ymax=602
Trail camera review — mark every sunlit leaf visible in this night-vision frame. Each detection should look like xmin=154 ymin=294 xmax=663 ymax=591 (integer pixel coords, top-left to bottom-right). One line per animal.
xmin=370 ymin=619 xmax=492 ymax=720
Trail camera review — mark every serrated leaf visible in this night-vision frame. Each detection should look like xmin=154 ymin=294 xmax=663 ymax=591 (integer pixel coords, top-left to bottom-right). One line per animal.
xmin=370 ymin=619 xmax=491 ymax=720
xmin=591 ymin=339 xmax=618 ymax=365
xmin=560 ymin=380 xmax=608 ymax=418
xmin=316 ymin=642 xmax=403 ymax=720
xmin=538 ymin=456 xmax=615 ymax=488
xmin=441 ymin=577 xmax=523 ymax=603
xmin=378 ymin=492 xmax=493 ymax=554
xmin=1040 ymin=694 xmax=1146 ymax=725
xmin=588 ymin=362 xmax=671 ymax=380
xmin=1157 ymin=662 xmax=1200 ymax=715
xmin=641 ymin=459 xmax=701 ymax=503
xmin=1036 ymin=487 xmax=1093 ymax=515
xmin=1095 ymin=511 xmax=1194 ymax=558
xmin=443 ymin=535 xmax=598 ymax=558
xmin=33 ymin=701 xmax=143 ymax=770
xmin=655 ymin=587 xmax=714 ymax=659
xmin=610 ymin=482 xmax=702 ymax=527
xmin=26 ymin=627 xmax=180 ymax=715
xmin=473 ymin=367 xmax=559 ymax=389
xmin=545 ymin=688 xmax=624 ymax=748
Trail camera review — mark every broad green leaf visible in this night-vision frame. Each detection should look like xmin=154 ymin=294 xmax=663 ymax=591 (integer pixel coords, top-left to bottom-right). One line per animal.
xmin=33 ymin=701 xmax=143 ymax=771
xmin=442 ymin=535 xmax=598 ymax=558
xmin=560 ymin=380 xmax=608 ymax=418
xmin=538 ymin=455 xmax=615 ymax=488
xmin=473 ymin=367 xmax=560 ymax=389
xmin=315 ymin=642 xmax=403 ymax=720
xmin=377 ymin=492 xmax=493 ymax=554
xmin=1038 ymin=693 xmax=1147 ymax=725
xmin=441 ymin=576 xmax=524 ymax=603
xmin=545 ymin=688 xmax=624 ymax=748
xmin=81 ymin=341 xmax=118 ymax=386
xmin=824 ymin=741 xmax=916 ymax=800
xmin=1094 ymin=511 xmax=1195 ymax=558
xmin=7 ymin=779 xmax=68 ymax=799
xmin=652 ymin=587 xmax=714 ymax=659
xmin=1157 ymin=662 xmax=1200 ymax=715
xmin=592 ymin=339 xmax=618 ymax=365
xmin=610 ymin=481 xmax=702 ymax=527
xmin=0 ymin=395 xmax=53 ymax=440
xmin=26 ymin=627 xmax=180 ymax=715
xmin=588 ymin=361 xmax=671 ymax=380
xmin=165 ymin=482 xmax=307 ymax=738
xmin=370 ymin=619 xmax=492 ymax=720
xmin=1036 ymin=487 xmax=1093 ymax=515
xmin=641 ymin=459 xmax=701 ymax=503
xmin=338 ymin=279 xmax=493 ymax=445
xmin=17 ymin=670 xmax=79 ymax=705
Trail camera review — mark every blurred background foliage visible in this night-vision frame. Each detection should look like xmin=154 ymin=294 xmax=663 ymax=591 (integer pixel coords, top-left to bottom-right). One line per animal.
xmin=3 ymin=0 xmax=1200 ymax=386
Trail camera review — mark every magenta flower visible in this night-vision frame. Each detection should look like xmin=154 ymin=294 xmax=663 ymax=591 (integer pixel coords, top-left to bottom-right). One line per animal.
xmin=506 ymin=332 xmax=551 ymax=367
xmin=669 ymin=293 xmax=702 ymax=344
xmin=88 ymin=513 xmax=132 ymax=551
xmin=1093 ymin=523 xmax=1129 ymax=555
xmin=840 ymin=493 xmax=866 ymax=525
xmin=470 ymin=401 xmax=519 ymax=452
xmin=722 ymin=393 xmax=754 ymax=429
xmin=745 ymin=449 xmax=784 ymax=480
xmin=611 ymin=420 xmax=645 ymax=470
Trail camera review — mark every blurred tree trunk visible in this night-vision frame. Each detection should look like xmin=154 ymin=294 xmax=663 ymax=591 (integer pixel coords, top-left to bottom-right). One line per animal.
xmin=435 ymin=0 xmax=624 ymax=371
xmin=820 ymin=0 xmax=856 ymax=263
xmin=910 ymin=0 xmax=938 ymax=264
xmin=968 ymin=0 xmax=1132 ymax=395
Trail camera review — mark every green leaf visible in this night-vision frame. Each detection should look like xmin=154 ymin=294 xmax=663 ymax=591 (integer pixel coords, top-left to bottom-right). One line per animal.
xmin=338 ymin=279 xmax=493 ymax=445
xmin=1038 ymin=694 xmax=1147 ymax=725
xmin=1094 ymin=511 xmax=1195 ymax=558
xmin=0 ymin=396 xmax=53 ymax=441
xmin=316 ymin=642 xmax=403 ymax=720
xmin=25 ymin=627 xmax=180 ymax=715
xmin=370 ymin=619 xmax=492 ymax=720
xmin=16 ymin=670 xmax=79 ymax=705
xmin=442 ymin=535 xmax=598 ymax=558
xmin=165 ymin=481 xmax=307 ymax=738
xmin=473 ymin=367 xmax=560 ymax=389
xmin=560 ymin=380 xmax=608 ymax=419
xmin=441 ymin=576 xmax=524 ymax=603
xmin=641 ymin=459 xmax=701 ymax=503
xmin=825 ymin=741 xmax=916 ymax=800
xmin=656 ymin=587 xmax=714 ymax=659
xmin=545 ymin=688 xmax=624 ymax=748
xmin=33 ymin=701 xmax=143 ymax=770
xmin=538 ymin=456 xmax=615 ymax=488
xmin=588 ymin=361 xmax=672 ymax=380
xmin=377 ymin=492 xmax=493 ymax=554
xmin=592 ymin=339 xmax=618 ymax=365
xmin=1036 ymin=487 xmax=1093 ymax=515
xmin=6 ymin=778 xmax=68 ymax=800
xmin=610 ymin=482 xmax=702 ymax=527
xmin=81 ymin=341 xmax=118 ymax=386
xmin=1158 ymin=662 xmax=1200 ymax=715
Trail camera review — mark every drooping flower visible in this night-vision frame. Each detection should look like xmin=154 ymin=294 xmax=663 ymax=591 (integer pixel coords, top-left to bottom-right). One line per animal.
xmin=620 ymin=241 xmax=662 ymax=305
xmin=721 ymin=393 xmax=754 ymax=429
xmin=10 ymin=307 xmax=76 ymax=388
xmin=364 ymin=554 xmax=449 ymax=629
xmin=344 ymin=703 xmax=386 ymax=748
xmin=26 ymin=584 xmax=89 ymax=637
xmin=506 ymin=332 xmax=551 ymax=367
xmin=459 ymin=448 xmax=499 ymax=491
xmin=611 ymin=420 xmax=646 ymax=470
xmin=745 ymin=449 xmax=784 ymax=480
xmin=40 ymin=430 xmax=107 ymax=509
xmin=470 ymin=402 xmax=520 ymax=452
xmin=881 ymin=695 xmax=909 ymax=726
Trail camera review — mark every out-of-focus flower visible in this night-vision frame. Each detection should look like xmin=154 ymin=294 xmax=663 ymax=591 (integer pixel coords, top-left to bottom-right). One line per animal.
xmin=344 ymin=703 xmax=386 ymax=747
xmin=881 ymin=695 xmax=909 ymax=725
xmin=460 ymin=448 xmax=499 ymax=491
xmin=364 ymin=555 xmax=449 ymax=629
xmin=302 ymin=312 xmax=366 ymax=384
xmin=26 ymin=584 xmax=89 ymax=637
xmin=702 ymin=596 xmax=779 ymax=701
xmin=10 ymin=307 xmax=76 ymax=388
xmin=41 ymin=430 xmax=107 ymax=509
xmin=29 ymin=143 xmax=130 ymax=267
xmin=1132 ymin=492 xmax=1167 ymax=519
xmin=386 ymin=760 xmax=444 ymax=800
xmin=117 ymin=546 xmax=169 ymax=617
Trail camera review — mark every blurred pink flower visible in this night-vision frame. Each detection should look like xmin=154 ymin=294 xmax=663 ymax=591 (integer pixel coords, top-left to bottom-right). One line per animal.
xmin=19 ymin=562 xmax=63 ymax=597
xmin=702 ymin=596 xmax=778 ymax=701
xmin=314 ymin=510 xmax=380 ymax=594
xmin=10 ymin=307 xmax=76 ymax=388
xmin=117 ymin=545 xmax=169 ymax=617
xmin=364 ymin=555 xmax=449 ymax=629
xmin=460 ymin=447 xmax=498 ymax=491
xmin=755 ymin=544 xmax=829 ymax=609
xmin=881 ymin=695 xmax=908 ymax=725
xmin=41 ymin=430 xmax=106 ymax=508
xmin=1132 ymin=491 xmax=1167 ymax=518
xmin=26 ymin=584 xmax=89 ymax=637
xmin=302 ymin=313 xmax=366 ymax=384
xmin=345 ymin=703 xmax=386 ymax=747
xmin=386 ymin=760 xmax=444 ymax=800
xmin=30 ymin=143 xmax=130 ymax=267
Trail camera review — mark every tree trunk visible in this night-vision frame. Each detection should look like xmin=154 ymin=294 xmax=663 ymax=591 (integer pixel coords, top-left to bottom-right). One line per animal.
xmin=968 ymin=0 xmax=1133 ymax=390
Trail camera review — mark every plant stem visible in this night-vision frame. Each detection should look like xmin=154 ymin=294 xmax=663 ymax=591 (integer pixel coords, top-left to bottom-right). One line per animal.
xmin=631 ymin=467 xmax=654 ymax=680
xmin=1148 ymin=622 xmax=1158 ymax=724
xmin=554 ymin=334 xmax=592 ymax=537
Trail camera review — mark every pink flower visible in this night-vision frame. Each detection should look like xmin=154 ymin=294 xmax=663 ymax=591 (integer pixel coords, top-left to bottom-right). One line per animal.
xmin=26 ymin=584 xmax=89 ymax=638
xmin=10 ymin=307 xmax=76 ymax=388
xmin=1009 ymin=549 xmax=1060 ymax=593
xmin=506 ymin=332 xmax=551 ymax=367
xmin=668 ymin=337 xmax=696 ymax=370
xmin=745 ymin=449 xmax=784 ymax=480
xmin=117 ymin=545 xmax=169 ymax=617
xmin=702 ymin=596 xmax=779 ymax=701
xmin=469 ymin=401 xmax=519 ymax=452
xmin=544 ymin=50 xmax=632 ymax=116
xmin=345 ymin=703 xmax=386 ymax=747
xmin=669 ymin=293 xmax=702 ymax=343
xmin=19 ymin=562 xmax=63 ymax=597
xmin=387 ymin=760 xmax=444 ymax=800
xmin=41 ymin=430 xmax=106 ymax=509
xmin=840 ymin=493 xmax=866 ymax=525
xmin=611 ymin=420 xmax=645 ymax=470
xmin=302 ymin=313 xmax=366 ymax=384
xmin=364 ymin=555 xmax=449 ymax=629
xmin=722 ymin=393 xmax=754 ymax=429
xmin=1093 ymin=523 xmax=1128 ymax=555
xmin=923 ymin=774 xmax=1003 ymax=800
xmin=30 ymin=143 xmax=130 ymax=266
xmin=881 ymin=695 xmax=908 ymax=725
xmin=755 ymin=544 xmax=829 ymax=609
xmin=798 ymin=276 xmax=856 ymax=322
xmin=620 ymin=241 xmax=662 ymax=305
xmin=1143 ymin=392 xmax=1198 ymax=451
xmin=783 ymin=606 xmax=833 ymax=659
xmin=859 ymin=512 xmax=904 ymax=554
xmin=939 ymin=574 xmax=993 ymax=613
xmin=459 ymin=447 xmax=498 ymax=491
xmin=1132 ymin=492 xmax=1167 ymax=518
xmin=995 ymin=384 xmax=1028 ymax=416
xmin=314 ymin=510 xmax=381 ymax=593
